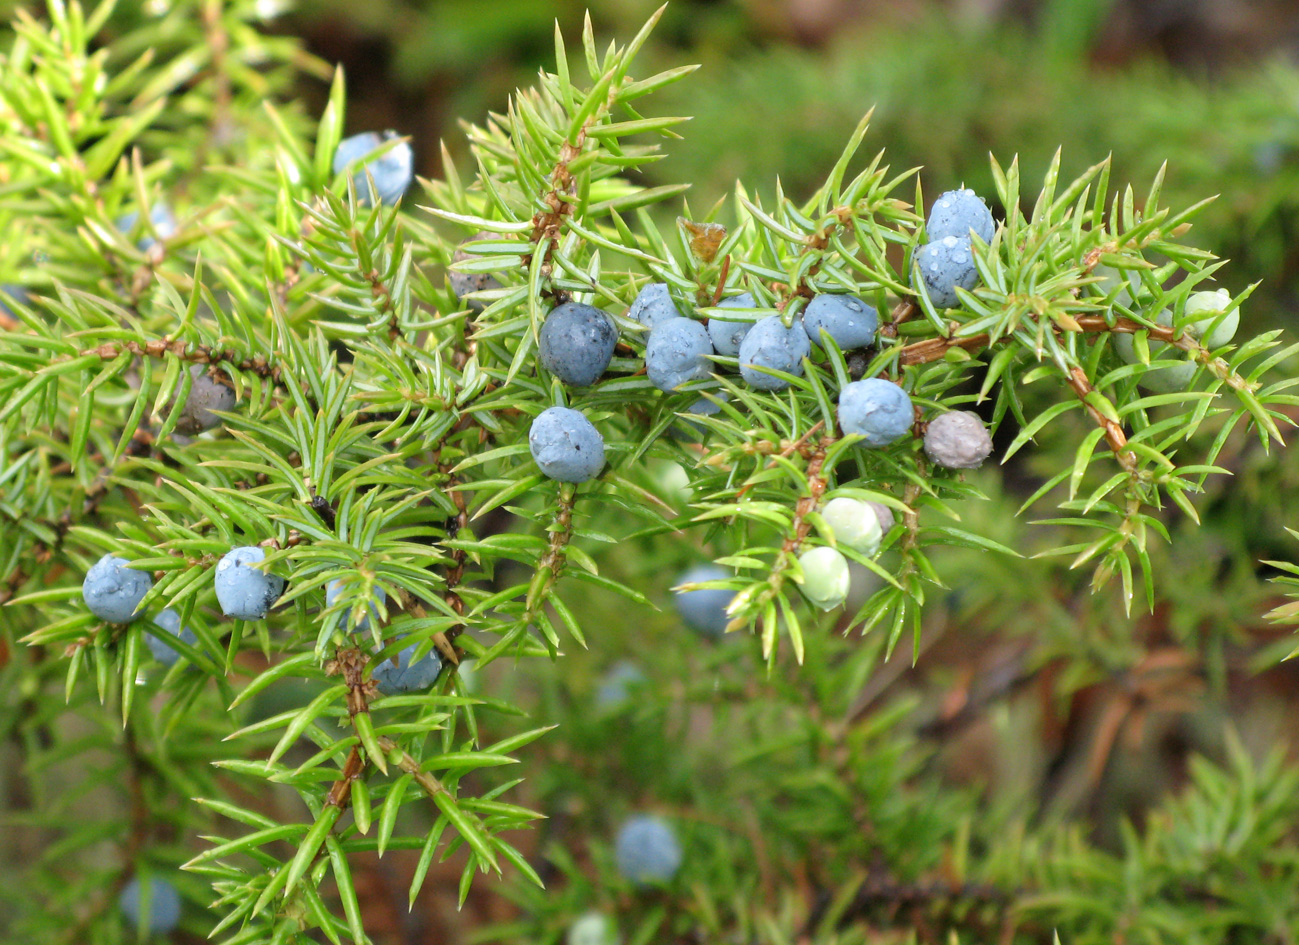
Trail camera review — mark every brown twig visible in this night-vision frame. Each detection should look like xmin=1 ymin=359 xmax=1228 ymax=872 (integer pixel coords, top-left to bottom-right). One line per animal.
xmin=321 ymin=647 xmax=378 ymax=811
xmin=736 ymin=421 xmax=826 ymax=498
xmin=880 ymin=299 xmax=917 ymax=340
xmin=1065 ymin=366 xmax=1135 ymax=469
xmin=324 ymin=747 xmax=366 ymax=811
xmin=431 ymin=414 xmax=485 ymax=657
xmin=525 ymin=486 xmax=577 ymax=616
xmin=82 ymin=338 xmax=281 ymax=381
xmin=895 ymin=312 xmax=1211 ymax=368
xmin=524 ymin=101 xmax=609 ymax=276
xmin=779 ymin=438 xmax=831 ymax=556
xmin=897 ymin=331 xmax=990 ymax=365
xmin=376 ymin=735 xmax=454 ymax=803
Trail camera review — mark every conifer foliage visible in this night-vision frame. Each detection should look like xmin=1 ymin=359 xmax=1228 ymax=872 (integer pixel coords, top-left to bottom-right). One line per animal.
xmin=3 ymin=2 xmax=1299 ymax=943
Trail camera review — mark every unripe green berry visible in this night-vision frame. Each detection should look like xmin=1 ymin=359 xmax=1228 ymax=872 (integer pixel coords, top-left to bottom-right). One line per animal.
xmin=1092 ymin=264 xmax=1139 ymax=301
xmin=1184 ymin=288 xmax=1239 ymax=350
xmin=797 ymin=546 xmax=850 ymax=610
xmin=1113 ymin=306 xmax=1222 ymax=393
xmin=820 ymin=497 xmax=883 ymax=556
xmin=568 ymin=912 xmax=619 ymax=945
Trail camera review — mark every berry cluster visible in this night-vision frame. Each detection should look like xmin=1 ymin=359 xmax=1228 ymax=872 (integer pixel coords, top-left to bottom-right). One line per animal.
xmin=82 ymin=553 xmax=196 ymax=668
xmin=517 ymin=281 xmax=886 ymax=484
xmin=445 ymin=188 xmax=999 ymax=615
xmin=86 ymin=534 xmax=450 ymax=691
xmin=83 ymin=544 xmax=441 ymax=694
xmin=82 ymin=186 xmax=1000 ymax=675
xmin=76 ymin=134 xmax=436 ymax=693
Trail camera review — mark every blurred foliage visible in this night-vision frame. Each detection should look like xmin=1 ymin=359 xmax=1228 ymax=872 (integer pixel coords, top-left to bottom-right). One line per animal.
xmin=651 ymin=17 xmax=1299 ymax=326
xmin=4 ymin=2 xmax=1299 ymax=945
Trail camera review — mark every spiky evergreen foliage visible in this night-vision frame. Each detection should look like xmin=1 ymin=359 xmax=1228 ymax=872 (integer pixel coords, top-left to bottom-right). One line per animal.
xmin=651 ymin=13 xmax=1299 ymax=321
xmin=3 ymin=3 xmax=1299 ymax=944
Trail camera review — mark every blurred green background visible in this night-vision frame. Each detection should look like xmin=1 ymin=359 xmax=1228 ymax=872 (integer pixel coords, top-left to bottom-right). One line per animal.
xmin=9 ymin=1 xmax=1299 ymax=941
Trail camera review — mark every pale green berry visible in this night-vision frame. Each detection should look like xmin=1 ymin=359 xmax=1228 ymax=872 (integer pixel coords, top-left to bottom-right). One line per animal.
xmin=1112 ymin=302 xmax=1228 ymax=393
xmin=1113 ymin=309 xmax=1170 ymax=367
xmin=1183 ymin=289 xmax=1239 ymax=349
xmin=797 ymin=546 xmax=850 ymax=610
xmin=568 ymin=912 xmax=619 ymax=945
xmin=1140 ymin=360 xmax=1199 ymax=393
xmin=820 ymin=497 xmax=883 ymax=556
xmin=655 ymin=461 xmax=690 ymax=502
xmin=1092 ymin=264 xmax=1139 ymax=301
xmin=1117 ymin=339 xmax=1198 ymax=391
